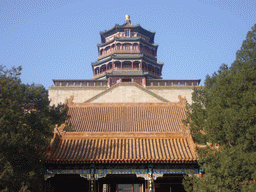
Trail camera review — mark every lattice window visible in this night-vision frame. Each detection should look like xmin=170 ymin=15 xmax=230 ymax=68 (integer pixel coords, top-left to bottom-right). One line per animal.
xmin=125 ymin=29 xmax=131 ymax=37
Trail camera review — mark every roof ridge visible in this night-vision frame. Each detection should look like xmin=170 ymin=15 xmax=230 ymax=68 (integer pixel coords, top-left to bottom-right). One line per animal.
xmin=61 ymin=131 xmax=190 ymax=139
xmin=69 ymin=102 xmax=185 ymax=106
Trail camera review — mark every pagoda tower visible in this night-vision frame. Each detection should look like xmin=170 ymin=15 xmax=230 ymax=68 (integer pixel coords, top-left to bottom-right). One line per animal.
xmin=49 ymin=15 xmax=200 ymax=106
xmin=91 ymin=15 xmax=164 ymax=87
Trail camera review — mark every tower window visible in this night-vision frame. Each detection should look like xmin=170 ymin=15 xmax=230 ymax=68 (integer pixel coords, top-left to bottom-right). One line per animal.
xmin=122 ymin=78 xmax=131 ymax=82
xmin=125 ymin=45 xmax=130 ymax=50
xmin=125 ymin=29 xmax=130 ymax=37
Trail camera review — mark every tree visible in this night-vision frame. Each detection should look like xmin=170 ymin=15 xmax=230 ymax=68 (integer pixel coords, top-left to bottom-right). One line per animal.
xmin=183 ymin=24 xmax=256 ymax=191
xmin=0 ymin=66 xmax=68 ymax=191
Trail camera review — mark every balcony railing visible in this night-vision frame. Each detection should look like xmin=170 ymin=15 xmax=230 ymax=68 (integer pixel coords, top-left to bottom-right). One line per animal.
xmin=94 ymin=68 xmax=161 ymax=77
xmin=53 ymin=80 xmax=108 ymax=87
xmin=146 ymin=79 xmax=201 ymax=87
xmin=97 ymin=49 xmax=156 ymax=60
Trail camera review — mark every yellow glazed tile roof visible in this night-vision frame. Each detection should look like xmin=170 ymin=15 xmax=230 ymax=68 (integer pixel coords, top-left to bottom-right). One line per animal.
xmin=43 ymin=98 xmax=198 ymax=163
xmin=43 ymin=132 xmax=197 ymax=163
xmin=67 ymin=102 xmax=186 ymax=132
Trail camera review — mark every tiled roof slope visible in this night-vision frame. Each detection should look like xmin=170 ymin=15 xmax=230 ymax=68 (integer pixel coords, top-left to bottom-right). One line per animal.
xmin=43 ymin=98 xmax=198 ymax=163
xmin=43 ymin=132 xmax=197 ymax=163
xmin=67 ymin=102 xmax=186 ymax=132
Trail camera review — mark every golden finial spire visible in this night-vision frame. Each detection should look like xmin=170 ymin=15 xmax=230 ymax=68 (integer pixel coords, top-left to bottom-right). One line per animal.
xmin=125 ymin=15 xmax=131 ymax=23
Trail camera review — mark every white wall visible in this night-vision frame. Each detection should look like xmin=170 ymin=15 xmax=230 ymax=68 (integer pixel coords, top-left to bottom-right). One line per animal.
xmin=148 ymin=88 xmax=194 ymax=104
xmin=48 ymin=87 xmax=105 ymax=106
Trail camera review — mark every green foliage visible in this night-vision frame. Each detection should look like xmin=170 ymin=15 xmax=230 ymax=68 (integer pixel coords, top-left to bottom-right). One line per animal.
xmin=0 ymin=66 xmax=68 ymax=191
xmin=64 ymin=124 xmax=75 ymax=132
xmin=183 ymin=86 xmax=208 ymax=144
xmin=183 ymin=24 xmax=256 ymax=191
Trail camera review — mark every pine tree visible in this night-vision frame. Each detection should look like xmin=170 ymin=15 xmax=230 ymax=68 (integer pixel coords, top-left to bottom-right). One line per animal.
xmin=183 ymin=24 xmax=256 ymax=191
xmin=0 ymin=66 xmax=68 ymax=191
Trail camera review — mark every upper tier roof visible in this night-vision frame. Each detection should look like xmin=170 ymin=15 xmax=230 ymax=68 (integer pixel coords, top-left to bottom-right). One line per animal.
xmin=66 ymin=100 xmax=187 ymax=132
xmin=97 ymin=36 xmax=159 ymax=48
xmin=100 ymin=16 xmax=156 ymax=44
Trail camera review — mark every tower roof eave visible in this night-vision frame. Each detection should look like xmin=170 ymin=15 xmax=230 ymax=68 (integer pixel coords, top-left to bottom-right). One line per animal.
xmin=100 ymin=24 xmax=156 ymax=44
xmin=97 ymin=37 xmax=159 ymax=48
xmin=91 ymin=54 xmax=162 ymax=67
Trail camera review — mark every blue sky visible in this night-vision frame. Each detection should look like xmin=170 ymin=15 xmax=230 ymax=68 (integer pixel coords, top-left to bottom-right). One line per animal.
xmin=1 ymin=0 xmax=255 ymax=89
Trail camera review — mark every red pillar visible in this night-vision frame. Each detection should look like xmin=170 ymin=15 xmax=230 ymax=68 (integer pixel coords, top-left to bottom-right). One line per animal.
xmin=142 ymin=77 xmax=146 ymax=87
xmin=108 ymin=78 xmax=110 ymax=87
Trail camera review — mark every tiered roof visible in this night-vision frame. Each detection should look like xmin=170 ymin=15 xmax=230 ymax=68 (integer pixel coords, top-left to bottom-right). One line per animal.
xmin=99 ymin=23 xmax=156 ymax=44
xmin=91 ymin=15 xmax=164 ymax=81
xmin=92 ymin=54 xmax=160 ymax=66
xmin=97 ymin=36 xmax=159 ymax=47
xmin=42 ymin=97 xmax=198 ymax=164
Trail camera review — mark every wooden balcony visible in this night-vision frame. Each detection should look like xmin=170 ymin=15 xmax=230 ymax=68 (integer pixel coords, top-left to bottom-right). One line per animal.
xmin=97 ymin=50 xmax=156 ymax=60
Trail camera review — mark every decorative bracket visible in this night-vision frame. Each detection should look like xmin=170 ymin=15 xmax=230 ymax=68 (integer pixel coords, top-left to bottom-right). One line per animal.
xmin=80 ymin=174 xmax=95 ymax=180
xmin=44 ymin=173 xmax=55 ymax=180
xmin=152 ymin=173 xmax=163 ymax=180
xmin=95 ymin=174 xmax=107 ymax=180
xmin=136 ymin=173 xmax=152 ymax=180
xmin=80 ymin=173 xmax=107 ymax=181
xmin=44 ymin=170 xmax=55 ymax=180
